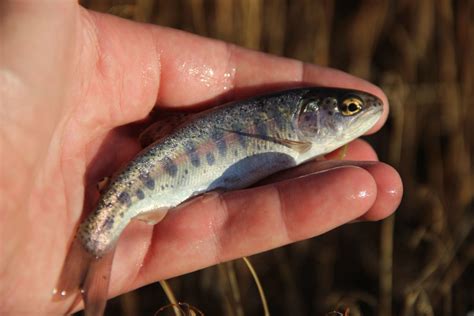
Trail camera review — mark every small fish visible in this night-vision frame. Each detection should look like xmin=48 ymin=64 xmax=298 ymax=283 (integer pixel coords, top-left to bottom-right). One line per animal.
xmin=53 ymin=87 xmax=383 ymax=315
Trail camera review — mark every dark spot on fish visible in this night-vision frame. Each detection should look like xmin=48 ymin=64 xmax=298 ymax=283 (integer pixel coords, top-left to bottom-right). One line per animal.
xmin=234 ymin=149 xmax=239 ymax=157
xmin=136 ymin=189 xmax=145 ymax=200
xmin=119 ymin=212 xmax=124 ymax=218
xmin=146 ymin=178 xmax=155 ymax=190
xmin=118 ymin=191 xmax=131 ymax=205
xmin=184 ymin=169 xmax=189 ymax=175
xmin=238 ymin=134 xmax=247 ymax=149
xmin=328 ymin=111 xmax=333 ymax=115
xmin=217 ymin=139 xmax=228 ymax=156
xmin=165 ymin=184 xmax=169 ymax=188
xmin=257 ymin=144 xmax=261 ymax=150
xmin=185 ymin=143 xmax=200 ymax=167
xmin=255 ymin=120 xmax=268 ymax=136
xmin=206 ymin=152 xmax=215 ymax=165
xmin=231 ymin=123 xmax=247 ymax=149
xmin=212 ymin=129 xmax=227 ymax=156
xmin=163 ymin=157 xmax=178 ymax=177
xmin=139 ymin=173 xmax=155 ymax=190
xmin=161 ymin=185 xmax=165 ymax=190
xmin=101 ymin=216 xmax=114 ymax=231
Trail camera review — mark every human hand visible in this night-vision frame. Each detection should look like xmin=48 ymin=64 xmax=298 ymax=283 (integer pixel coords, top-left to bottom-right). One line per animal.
xmin=0 ymin=2 xmax=402 ymax=314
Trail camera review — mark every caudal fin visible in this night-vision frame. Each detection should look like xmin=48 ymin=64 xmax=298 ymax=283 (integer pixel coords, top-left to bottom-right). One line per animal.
xmin=82 ymin=247 xmax=115 ymax=316
xmin=53 ymin=238 xmax=93 ymax=311
xmin=53 ymin=238 xmax=116 ymax=316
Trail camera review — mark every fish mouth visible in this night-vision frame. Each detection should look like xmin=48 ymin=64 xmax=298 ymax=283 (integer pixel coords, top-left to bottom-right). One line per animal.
xmin=348 ymin=105 xmax=383 ymax=138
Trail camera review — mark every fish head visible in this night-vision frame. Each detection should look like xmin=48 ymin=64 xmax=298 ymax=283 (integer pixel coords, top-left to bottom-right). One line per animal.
xmin=295 ymin=88 xmax=383 ymax=150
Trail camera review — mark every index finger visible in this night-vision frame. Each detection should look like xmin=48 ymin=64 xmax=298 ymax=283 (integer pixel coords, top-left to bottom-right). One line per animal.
xmin=90 ymin=10 xmax=388 ymax=133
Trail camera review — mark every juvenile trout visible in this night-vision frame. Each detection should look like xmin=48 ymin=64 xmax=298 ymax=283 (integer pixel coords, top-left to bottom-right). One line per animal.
xmin=54 ymin=87 xmax=383 ymax=315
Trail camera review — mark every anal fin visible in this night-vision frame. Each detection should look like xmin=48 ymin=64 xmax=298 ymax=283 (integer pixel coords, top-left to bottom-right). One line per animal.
xmin=133 ymin=207 xmax=169 ymax=225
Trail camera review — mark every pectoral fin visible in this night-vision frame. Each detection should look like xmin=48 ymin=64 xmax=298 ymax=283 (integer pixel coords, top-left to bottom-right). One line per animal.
xmin=217 ymin=128 xmax=312 ymax=154
xmin=275 ymin=138 xmax=312 ymax=153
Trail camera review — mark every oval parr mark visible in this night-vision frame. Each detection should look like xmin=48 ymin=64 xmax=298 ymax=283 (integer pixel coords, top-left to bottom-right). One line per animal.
xmin=136 ymin=189 xmax=145 ymax=200
xmin=163 ymin=157 xmax=178 ymax=177
xmin=255 ymin=120 xmax=268 ymax=136
xmin=206 ymin=152 xmax=215 ymax=165
xmin=185 ymin=143 xmax=201 ymax=167
xmin=211 ymin=129 xmax=227 ymax=157
xmin=232 ymin=123 xmax=247 ymax=149
xmin=139 ymin=173 xmax=155 ymax=190
xmin=237 ymin=134 xmax=247 ymax=149
xmin=100 ymin=216 xmax=115 ymax=232
xmin=216 ymin=140 xmax=227 ymax=157
xmin=118 ymin=191 xmax=131 ymax=205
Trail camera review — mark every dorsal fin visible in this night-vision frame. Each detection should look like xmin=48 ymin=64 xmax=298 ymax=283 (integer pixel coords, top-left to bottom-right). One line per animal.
xmin=139 ymin=112 xmax=193 ymax=148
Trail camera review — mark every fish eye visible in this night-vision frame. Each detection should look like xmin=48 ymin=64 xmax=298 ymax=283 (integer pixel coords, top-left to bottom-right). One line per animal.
xmin=340 ymin=97 xmax=363 ymax=116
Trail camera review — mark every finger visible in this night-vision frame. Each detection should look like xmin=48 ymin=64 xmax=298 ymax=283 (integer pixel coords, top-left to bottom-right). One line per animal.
xmin=263 ymin=160 xmax=402 ymax=222
xmin=88 ymin=11 xmax=388 ymax=133
xmin=356 ymin=163 xmax=402 ymax=221
xmin=262 ymin=139 xmax=378 ymax=184
xmin=260 ymin=139 xmax=401 ymax=221
xmin=107 ymin=166 xmax=381 ymax=297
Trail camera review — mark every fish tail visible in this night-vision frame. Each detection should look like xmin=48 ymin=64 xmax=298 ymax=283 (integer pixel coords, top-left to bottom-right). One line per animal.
xmin=82 ymin=247 xmax=115 ymax=316
xmin=53 ymin=238 xmax=92 ymax=302
xmin=53 ymin=238 xmax=116 ymax=316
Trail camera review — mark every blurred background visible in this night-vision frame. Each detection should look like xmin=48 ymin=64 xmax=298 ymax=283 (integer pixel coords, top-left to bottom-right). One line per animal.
xmin=79 ymin=0 xmax=473 ymax=315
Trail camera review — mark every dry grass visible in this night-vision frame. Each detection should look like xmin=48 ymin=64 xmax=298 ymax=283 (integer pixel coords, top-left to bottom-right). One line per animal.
xmin=79 ymin=1 xmax=473 ymax=315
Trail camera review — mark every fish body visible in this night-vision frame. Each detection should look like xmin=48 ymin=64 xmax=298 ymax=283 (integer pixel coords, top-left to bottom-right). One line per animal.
xmin=55 ymin=87 xmax=383 ymax=315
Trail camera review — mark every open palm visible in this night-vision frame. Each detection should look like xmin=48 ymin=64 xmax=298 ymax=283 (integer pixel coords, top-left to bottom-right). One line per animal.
xmin=0 ymin=2 xmax=402 ymax=314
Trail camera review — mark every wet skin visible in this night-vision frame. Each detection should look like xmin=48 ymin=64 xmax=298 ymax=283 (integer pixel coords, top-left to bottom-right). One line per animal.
xmin=0 ymin=2 xmax=402 ymax=314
